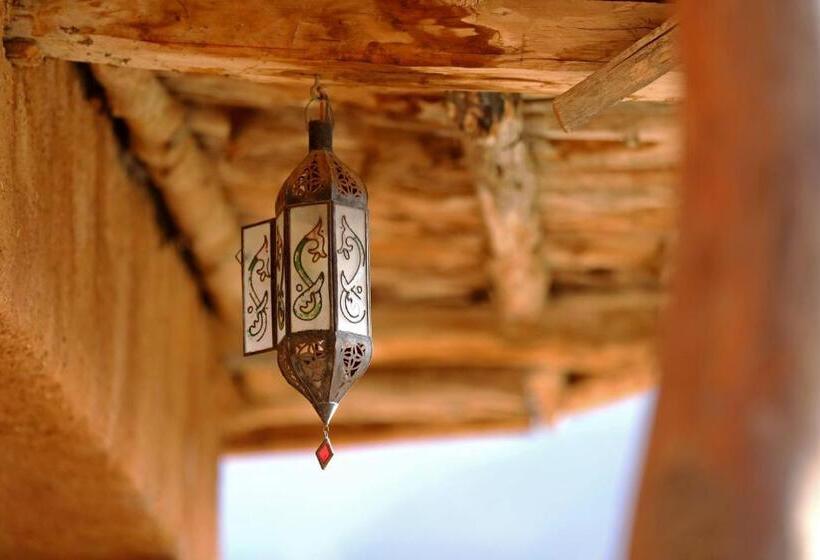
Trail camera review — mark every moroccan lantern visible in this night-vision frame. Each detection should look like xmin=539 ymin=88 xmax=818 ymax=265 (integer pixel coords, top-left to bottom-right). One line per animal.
xmin=240 ymin=80 xmax=372 ymax=469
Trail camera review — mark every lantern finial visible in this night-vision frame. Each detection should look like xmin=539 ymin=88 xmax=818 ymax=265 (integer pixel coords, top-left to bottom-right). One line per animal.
xmin=316 ymin=401 xmax=338 ymax=425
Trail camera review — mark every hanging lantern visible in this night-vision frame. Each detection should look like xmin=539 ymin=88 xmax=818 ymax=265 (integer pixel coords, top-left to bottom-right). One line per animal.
xmin=240 ymin=79 xmax=372 ymax=469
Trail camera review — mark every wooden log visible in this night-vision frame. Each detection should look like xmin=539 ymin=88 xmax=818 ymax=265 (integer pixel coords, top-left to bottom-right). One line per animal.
xmin=372 ymin=296 xmax=661 ymax=375
xmin=0 ymin=60 xmax=219 ymax=559
xmin=6 ymin=0 xmax=679 ymax=97
xmin=371 ymin=268 xmax=488 ymax=303
xmin=449 ymin=93 xmax=548 ymax=324
xmin=91 ymin=64 xmax=241 ymax=322
xmin=224 ymin=417 xmax=532 ymax=453
xmin=553 ymin=16 xmax=679 ymax=131
xmin=185 ymin=105 xmax=232 ymax=151
xmin=630 ymin=2 xmax=820 ymax=558
xmin=530 ymin=137 xmax=682 ymax=172
xmin=558 ymin=369 xmax=655 ymax=416
xmin=2 ymin=37 xmax=44 ymax=66
xmin=214 ymin=108 xmax=678 ymax=299
xmin=222 ymin=364 xmax=656 ymax=452
xmin=226 ymin=367 xmax=529 ymax=432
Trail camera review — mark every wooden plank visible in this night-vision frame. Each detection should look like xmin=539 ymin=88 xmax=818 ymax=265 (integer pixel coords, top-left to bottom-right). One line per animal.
xmin=553 ymin=16 xmax=678 ymax=131
xmin=0 ymin=60 xmax=219 ymax=558
xmin=630 ymin=1 xmax=820 ymax=558
xmin=7 ymin=0 xmax=679 ymax=97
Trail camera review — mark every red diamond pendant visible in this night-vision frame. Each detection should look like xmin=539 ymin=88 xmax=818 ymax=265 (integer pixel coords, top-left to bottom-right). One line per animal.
xmin=315 ymin=433 xmax=334 ymax=470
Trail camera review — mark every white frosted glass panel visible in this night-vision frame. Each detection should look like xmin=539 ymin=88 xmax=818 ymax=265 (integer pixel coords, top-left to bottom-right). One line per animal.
xmin=242 ymin=220 xmax=274 ymax=354
xmin=288 ymin=204 xmax=331 ymax=332
xmin=275 ymin=216 xmax=286 ymax=343
xmin=334 ymin=206 xmax=369 ymax=335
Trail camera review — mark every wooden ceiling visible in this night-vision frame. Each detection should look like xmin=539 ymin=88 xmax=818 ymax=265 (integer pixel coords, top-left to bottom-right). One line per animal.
xmin=4 ymin=0 xmax=680 ymax=450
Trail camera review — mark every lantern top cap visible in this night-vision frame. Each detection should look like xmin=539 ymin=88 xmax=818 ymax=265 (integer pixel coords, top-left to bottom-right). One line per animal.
xmin=277 ymin=148 xmax=368 ymax=211
xmin=277 ymin=85 xmax=368 ymax=213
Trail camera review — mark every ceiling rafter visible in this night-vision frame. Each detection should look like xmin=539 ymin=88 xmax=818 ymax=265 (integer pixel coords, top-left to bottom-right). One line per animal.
xmin=92 ymin=65 xmax=241 ymax=319
xmin=6 ymin=0 xmax=680 ymax=97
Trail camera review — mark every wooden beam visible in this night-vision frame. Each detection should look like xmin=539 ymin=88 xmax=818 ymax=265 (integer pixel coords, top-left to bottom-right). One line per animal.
xmin=224 ymin=290 xmax=659 ymax=449
xmin=630 ymin=2 xmax=820 ymax=558
xmin=91 ymin=64 xmax=241 ymax=322
xmin=226 ymin=366 xmax=529 ymax=434
xmin=553 ymin=16 xmax=679 ymax=131
xmin=371 ymin=293 xmax=661 ymax=373
xmin=162 ymin=72 xmax=451 ymax=129
xmin=450 ymin=92 xmax=548 ymax=324
xmin=7 ymin=1 xmax=679 ymax=97
xmin=0 ymin=60 xmax=219 ymax=559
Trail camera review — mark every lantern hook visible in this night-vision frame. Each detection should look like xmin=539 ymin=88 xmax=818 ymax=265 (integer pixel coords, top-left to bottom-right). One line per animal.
xmin=304 ymin=75 xmax=334 ymax=128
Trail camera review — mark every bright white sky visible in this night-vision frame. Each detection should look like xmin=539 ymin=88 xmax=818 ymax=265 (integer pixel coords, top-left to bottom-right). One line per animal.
xmin=220 ymin=391 xmax=656 ymax=560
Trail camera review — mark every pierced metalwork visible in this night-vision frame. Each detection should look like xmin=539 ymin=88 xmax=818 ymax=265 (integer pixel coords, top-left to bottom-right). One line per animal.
xmin=341 ymin=341 xmax=367 ymax=378
xmin=293 ymin=154 xmax=323 ymax=197
xmin=332 ymin=159 xmax=365 ymax=199
xmin=242 ymin=79 xmax=371 ymax=469
xmin=294 ymin=338 xmax=329 ymax=393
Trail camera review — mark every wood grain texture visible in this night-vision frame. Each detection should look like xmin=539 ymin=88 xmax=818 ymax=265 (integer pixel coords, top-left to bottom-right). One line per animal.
xmin=222 ymin=366 xmax=656 ymax=452
xmin=0 ymin=60 xmax=219 ymax=559
xmin=65 ymin=62 xmax=677 ymax=453
xmin=156 ymin=66 xmax=680 ymax=450
xmin=630 ymin=2 xmax=820 ymax=558
xmin=553 ymin=16 xmax=678 ymax=131
xmin=7 ymin=0 xmax=680 ymax=97
xmin=369 ymin=292 xmax=661 ymax=370
xmin=451 ymin=93 xmax=548 ymax=324
xmin=201 ymin=93 xmax=679 ymax=305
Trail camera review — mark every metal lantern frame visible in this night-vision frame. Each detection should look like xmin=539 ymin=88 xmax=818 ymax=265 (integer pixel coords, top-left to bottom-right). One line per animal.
xmin=240 ymin=82 xmax=372 ymax=468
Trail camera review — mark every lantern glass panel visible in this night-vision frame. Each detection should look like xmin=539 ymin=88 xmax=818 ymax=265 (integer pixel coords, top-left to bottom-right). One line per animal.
xmin=288 ymin=203 xmax=331 ymax=332
xmin=241 ymin=220 xmax=274 ymax=354
xmin=333 ymin=205 xmax=369 ymax=336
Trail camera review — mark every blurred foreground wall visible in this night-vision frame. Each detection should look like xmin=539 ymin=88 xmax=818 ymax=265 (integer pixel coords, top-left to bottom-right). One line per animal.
xmin=0 ymin=52 xmax=221 ymax=558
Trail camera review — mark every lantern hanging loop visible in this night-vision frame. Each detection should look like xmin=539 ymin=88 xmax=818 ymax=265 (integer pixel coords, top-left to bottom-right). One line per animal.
xmin=304 ymin=75 xmax=334 ymax=127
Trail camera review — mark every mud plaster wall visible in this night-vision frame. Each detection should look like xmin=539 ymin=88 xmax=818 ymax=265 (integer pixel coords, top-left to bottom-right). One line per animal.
xmin=0 ymin=54 xmax=220 ymax=559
